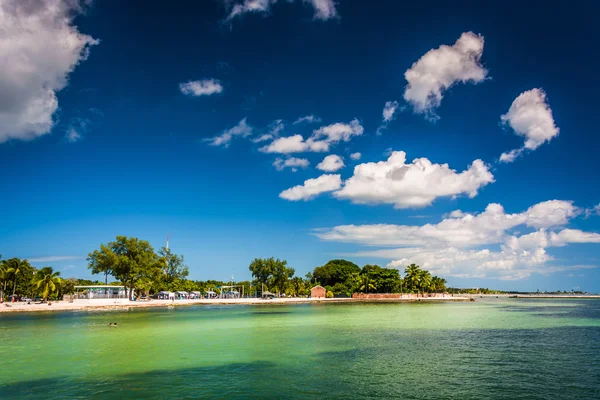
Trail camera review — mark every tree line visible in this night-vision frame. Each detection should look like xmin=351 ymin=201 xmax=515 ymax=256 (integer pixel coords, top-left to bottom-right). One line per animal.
xmin=1 ymin=236 xmax=451 ymax=301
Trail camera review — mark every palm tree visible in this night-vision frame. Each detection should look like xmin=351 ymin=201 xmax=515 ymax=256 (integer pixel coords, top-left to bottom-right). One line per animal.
xmin=404 ymin=264 xmax=421 ymax=293
xmin=6 ymin=258 xmax=31 ymax=299
xmin=33 ymin=267 xmax=62 ymax=301
xmin=0 ymin=257 xmax=7 ymax=301
xmin=430 ymin=276 xmax=447 ymax=293
xmin=419 ymin=270 xmax=432 ymax=294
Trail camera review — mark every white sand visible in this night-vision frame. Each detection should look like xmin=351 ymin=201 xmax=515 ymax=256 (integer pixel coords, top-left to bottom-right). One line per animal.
xmin=0 ymin=296 xmax=471 ymax=313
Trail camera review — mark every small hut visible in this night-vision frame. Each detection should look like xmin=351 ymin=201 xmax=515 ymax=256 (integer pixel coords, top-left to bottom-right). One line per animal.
xmin=310 ymin=285 xmax=326 ymax=299
xmin=190 ymin=291 xmax=202 ymax=299
xmin=157 ymin=291 xmax=175 ymax=300
xmin=175 ymin=291 xmax=189 ymax=300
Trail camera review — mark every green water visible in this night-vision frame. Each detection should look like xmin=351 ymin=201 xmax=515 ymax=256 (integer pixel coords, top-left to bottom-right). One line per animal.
xmin=1 ymin=299 xmax=599 ymax=399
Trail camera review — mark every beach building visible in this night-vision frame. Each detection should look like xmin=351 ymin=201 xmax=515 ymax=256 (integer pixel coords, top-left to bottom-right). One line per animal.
xmin=157 ymin=291 xmax=175 ymax=300
xmin=205 ymin=290 xmax=217 ymax=299
xmin=74 ymin=285 xmax=129 ymax=300
xmin=311 ymin=285 xmax=326 ymax=298
xmin=175 ymin=291 xmax=189 ymax=300
xmin=190 ymin=291 xmax=201 ymax=299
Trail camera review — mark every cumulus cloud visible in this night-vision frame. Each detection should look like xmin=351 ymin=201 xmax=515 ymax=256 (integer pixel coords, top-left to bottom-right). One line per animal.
xmin=334 ymin=151 xmax=494 ymax=209
xmin=260 ymin=119 xmax=363 ymax=154
xmin=204 ymin=118 xmax=252 ymax=147
xmin=350 ymin=152 xmax=361 ymax=161
xmin=279 ymin=174 xmax=342 ymax=201
xmin=0 ymin=0 xmax=99 ymax=143
xmin=273 ymin=157 xmax=309 ymax=172
xmin=316 ymin=200 xmax=596 ymax=280
xmin=293 ymin=115 xmax=321 ymax=125
xmin=225 ymin=0 xmax=337 ymax=21
xmin=403 ymin=32 xmax=487 ymax=119
xmin=317 ymin=154 xmax=345 ymax=172
xmin=499 ymin=88 xmax=559 ymax=162
xmin=179 ymin=79 xmax=223 ymax=96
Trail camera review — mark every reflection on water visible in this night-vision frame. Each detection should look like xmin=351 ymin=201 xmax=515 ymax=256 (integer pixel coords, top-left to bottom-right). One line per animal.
xmin=0 ymin=299 xmax=599 ymax=399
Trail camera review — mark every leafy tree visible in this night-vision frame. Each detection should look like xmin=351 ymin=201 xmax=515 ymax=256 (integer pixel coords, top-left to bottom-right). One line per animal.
xmin=361 ymin=265 xmax=402 ymax=293
xmin=0 ymin=257 xmax=8 ymax=300
xmin=430 ymin=276 xmax=447 ymax=293
xmin=249 ymin=257 xmax=293 ymax=295
xmin=157 ymin=246 xmax=189 ymax=286
xmin=269 ymin=261 xmax=294 ymax=296
xmin=312 ymin=259 xmax=360 ymax=296
xmin=87 ymin=236 xmax=162 ymax=300
xmin=5 ymin=258 xmax=32 ymax=298
xmin=33 ymin=267 xmax=62 ymax=301
xmin=404 ymin=264 xmax=421 ymax=293
xmin=419 ymin=270 xmax=432 ymax=294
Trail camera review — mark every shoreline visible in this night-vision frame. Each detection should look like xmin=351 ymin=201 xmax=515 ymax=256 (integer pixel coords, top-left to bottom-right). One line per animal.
xmin=0 ymin=296 xmax=472 ymax=314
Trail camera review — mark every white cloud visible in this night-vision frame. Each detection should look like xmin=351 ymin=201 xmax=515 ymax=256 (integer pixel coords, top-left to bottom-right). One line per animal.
xmin=293 ymin=115 xmax=321 ymax=125
xmin=179 ymin=79 xmax=223 ymax=96
xmin=204 ymin=118 xmax=252 ymax=147
xmin=499 ymin=88 xmax=559 ymax=162
xmin=334 ymin=151 xmax=494 ymax=209
xmin=65 ymin=127 xmax=81 ymax=143
xmin=317 ymin=154 xmax=345 ymax=172
xmin=252 ymin=119 xmax=284 ymax=143
xmin=382 ymin=100 xmax=399 ymax=122
xmin=403 ymin=32 xmax=487 ymax=118
xmin=586 ymin=203 xmax=600 ymax=217
xmin=306 ymin=0 xmax=337 ymax=20
xmin=377 ymin=100 xmax=401 ymax=135
xmin=316 ymin=200 xmax=597 ymax=280
xmin=260 ymin=119 xmax=363 ymax=154
xmin=273 ymin=157 xmax=309 ymax=172
xmin=316 ymin=200 xmax=581 ymax=248
xmin=226 ymin=0 xmax=337 ymax=21
xmin=350 ymin=152 xmax=361 ymax=160
xmin=499 ymin=148 xmax=523 ymax=163
xmin=28 ymin=255 xmax=82 ymax=262
xmin=0 ymin=0 xmax=99 ymax=143
xmin=279 ymin=174 xmax=341 ymax=201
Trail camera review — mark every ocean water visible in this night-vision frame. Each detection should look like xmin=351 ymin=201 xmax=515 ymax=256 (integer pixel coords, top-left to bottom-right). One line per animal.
xmin=0 ymin=299 xmax=599 ymax=399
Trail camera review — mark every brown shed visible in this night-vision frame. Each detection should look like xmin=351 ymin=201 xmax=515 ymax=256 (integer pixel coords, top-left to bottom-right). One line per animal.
xmin=311 ymin=285 xmax=326 ymax=298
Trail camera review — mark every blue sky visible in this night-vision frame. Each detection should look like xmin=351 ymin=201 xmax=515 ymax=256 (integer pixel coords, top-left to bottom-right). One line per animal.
xmin=1 ymin=0 xmax=600 ymax=292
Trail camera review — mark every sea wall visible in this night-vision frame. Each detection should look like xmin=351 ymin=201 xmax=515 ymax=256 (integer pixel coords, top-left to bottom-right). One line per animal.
xmin=351 ymin=293 xmax=453 ymax=299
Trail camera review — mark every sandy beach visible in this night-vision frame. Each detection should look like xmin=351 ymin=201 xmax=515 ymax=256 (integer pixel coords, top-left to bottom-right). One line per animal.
xmin=0 ymin=296 xmax=472 ymax=313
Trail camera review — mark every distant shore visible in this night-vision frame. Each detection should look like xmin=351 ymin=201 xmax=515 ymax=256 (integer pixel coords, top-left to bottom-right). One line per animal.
xmin=0 ymin=296 xmax=472 ymax=314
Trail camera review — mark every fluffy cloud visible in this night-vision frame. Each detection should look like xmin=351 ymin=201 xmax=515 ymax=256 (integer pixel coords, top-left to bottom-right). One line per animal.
xmin=179 ymin=79 xmax=223 ymax=96
xmin=279 ymin=174 xmax=341 ymax=201
xmin=317 ymin=154 xmax=345 ymax=172
xmin=293 ymin=114 xmax=321 ymax=125
xmin=403 ymin=32 xmax=487 ymax=118
xmin=260 ymin=119 xmax=363 ymax=154
xmin=316 ymin=200 xmax=582 ymax=247
xmin=334 ymin=151 xmax=494 ymax=208
xmin=499 ymin=88 xmax=559 ymax=162
xmin=350 ymin=152 xmax=361 ymax=161
xmin=273 ymin=157 xmax=309 ymax=172
xmin=226 ymin=0 xmax=337 ymax=21
xmin=204 ymin=118 xmax=252 ymax=147
xmin=0 ymin=0 xmax=99 ymax=143
xmin=316 ymin=200 xmax=597 ymax=280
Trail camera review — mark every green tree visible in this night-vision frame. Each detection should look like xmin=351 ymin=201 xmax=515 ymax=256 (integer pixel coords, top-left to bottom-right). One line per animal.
xmin=249 ymin=257 xmax=275 ymax=289
xmin=6 ymin=258 xmax=32 ymax=298
xmin=0 ymin=257 xmax=8 ymax=300
xmin=269 ymin=261 xmax=294 ymax=296
xmin=33 ymin=267 xmax=62 ymax=301
xmin=87 ymin=236 xmax=162 ymax=300
xmin=157 ymin=247 xmax=189 ymax=286
xmin=419 ymin=270 xmax=432 ymax=294
xmin=430 ymin=276 xmax=447 ymax=293
xmin=404 ymin=264 xmax=421 ymax=293
xmin=312 ymin=259 xmax=361 ymax=296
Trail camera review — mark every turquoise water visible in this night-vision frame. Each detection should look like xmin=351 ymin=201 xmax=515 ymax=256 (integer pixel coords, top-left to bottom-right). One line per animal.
xmin=1 ymin=299 xmax=599 ymax=399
